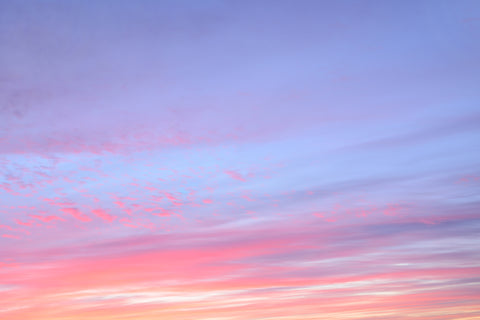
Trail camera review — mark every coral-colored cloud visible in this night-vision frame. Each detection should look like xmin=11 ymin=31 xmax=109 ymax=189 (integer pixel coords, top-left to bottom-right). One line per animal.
xmin=61 ymin=208 xmax=92 ymax=222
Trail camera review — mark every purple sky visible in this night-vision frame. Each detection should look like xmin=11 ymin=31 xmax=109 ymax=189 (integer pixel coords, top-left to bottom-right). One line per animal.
xmin=1 ymin=1 xmax=480 ymax=319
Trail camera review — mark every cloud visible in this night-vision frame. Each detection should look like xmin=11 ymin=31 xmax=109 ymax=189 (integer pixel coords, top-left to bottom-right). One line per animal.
xmin=60 ymin=208 xmax=92 ymax=222
xmin=1 ymin=1 xmax=479 ymax=319
xmin=91 ymin=209 xmax=116 ymax=223
xmin=1 ymin=214 xmax=479 ymax=319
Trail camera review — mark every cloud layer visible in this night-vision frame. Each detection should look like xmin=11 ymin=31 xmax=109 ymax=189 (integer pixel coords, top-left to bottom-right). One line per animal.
xmin=1 ymin=0 xmax=479 ymax=319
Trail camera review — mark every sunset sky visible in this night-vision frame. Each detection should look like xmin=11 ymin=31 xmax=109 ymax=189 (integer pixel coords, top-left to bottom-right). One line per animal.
xmin=1 ymin=0 xmax=480 ymax=319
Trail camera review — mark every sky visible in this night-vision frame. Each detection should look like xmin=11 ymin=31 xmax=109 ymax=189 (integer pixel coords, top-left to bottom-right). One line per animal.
xmin=0 ymin=0 xmax=479 ymax=319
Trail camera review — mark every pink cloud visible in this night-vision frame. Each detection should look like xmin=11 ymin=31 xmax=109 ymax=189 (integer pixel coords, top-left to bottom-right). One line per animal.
xmin=30 ymin=214 xmax=65 ymax=223
xmin=60 ymin=208 xmax=92 ymax=222
xmin=224 ymin=170 xmax=246 ymax=182
xmin=1 ymin=217 xmax=479 ymax=319
xmin=91 ymin=209 xmax=116 ymax=223
xmin=2 ymin=234 xmax=20 ymax=239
